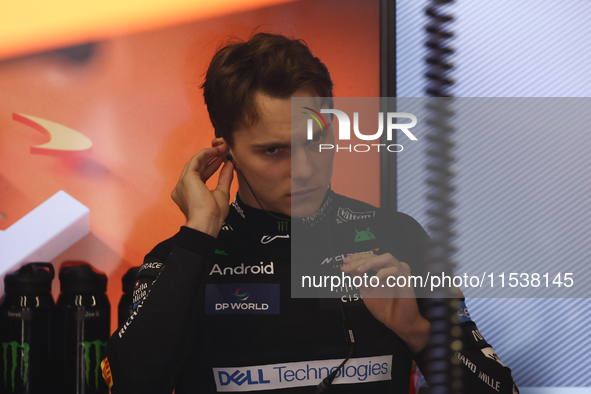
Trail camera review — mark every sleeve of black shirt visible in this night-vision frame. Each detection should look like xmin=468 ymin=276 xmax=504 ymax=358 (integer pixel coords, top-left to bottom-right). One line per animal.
xmin=103 ymin=227 xmax=219 ymax=394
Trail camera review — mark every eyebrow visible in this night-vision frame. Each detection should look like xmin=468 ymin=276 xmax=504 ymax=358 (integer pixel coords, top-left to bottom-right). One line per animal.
xmin=250 ymin=141 xmax=291 ymax=150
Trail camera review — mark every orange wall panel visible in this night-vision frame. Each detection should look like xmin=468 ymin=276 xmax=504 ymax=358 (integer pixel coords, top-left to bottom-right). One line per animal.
xmin=0 ymin=0 xmax=380 ymax=333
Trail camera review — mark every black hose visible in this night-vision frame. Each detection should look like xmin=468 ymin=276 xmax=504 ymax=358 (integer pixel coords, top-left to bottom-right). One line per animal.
xmin=424 ymin=1 xmax=463 ymax=393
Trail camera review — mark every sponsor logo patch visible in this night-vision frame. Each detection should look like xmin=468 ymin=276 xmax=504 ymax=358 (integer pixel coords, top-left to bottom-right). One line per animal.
xmin=213 ymin=355 xmax=393 ymax=392
xmin=277 ymin=221 xmax=288 ymax=232
xmin=133 ymin=282 xmax=148 ymax=304
xmin=354 ymin=228 xmax=375 ymax=243
xmin=455 ymin=301 xmax=472 ymax=323
xmin=261 ymin=235 xmax=290 ymax=244
xmin=205 ymin=284 xmax=280 ymax=315
xmin=209 ymin=262 xmax=275 ymax=276
xmin=320 ymin=249 xmax=379 ymax=265
xmin=472 ymin=329 xmax=484 ymax=342
xmin=481 ymin=347 xmax=506 ymax=367
xmin=139 ymin=261 xmax=162 ymax=272
xmin=101 ymin=357 xmax=113 ymax=389
xmin=301 ymin=196 xmax=332 ymax=225
xmin=232 ymin=198 xmax=245 ymax=218
xmin=336 ymin=207 xmax=375 ymax=224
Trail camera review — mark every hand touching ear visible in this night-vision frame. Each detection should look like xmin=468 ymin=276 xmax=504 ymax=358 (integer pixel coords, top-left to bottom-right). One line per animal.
xmin=171 ymin=139 xmax=234 ymax=238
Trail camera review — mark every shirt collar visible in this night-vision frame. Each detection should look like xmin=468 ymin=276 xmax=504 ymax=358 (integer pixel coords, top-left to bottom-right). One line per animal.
xmin=229 ymin=189 xmax=335 ymax=231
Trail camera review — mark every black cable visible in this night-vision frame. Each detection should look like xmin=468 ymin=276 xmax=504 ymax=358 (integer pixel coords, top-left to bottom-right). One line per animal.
xmin=315 ymin=343 xmax=354 ymax=394
xmin=424 ymin=1 xmax=463 ymax=393
xmin=314 ymin=204 xmax=355 ymax=393
xmin=233 ymin=157 xmax=354 ymax=393
xmin=231 ymin=160 xmax=292 ymax=222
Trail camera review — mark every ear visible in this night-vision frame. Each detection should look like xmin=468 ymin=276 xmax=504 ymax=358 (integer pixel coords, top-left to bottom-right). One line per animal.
xmin=212 ymin=137 xmax=231 ymax=154
xmin=211 ymin=137 xmax=226 ymax=147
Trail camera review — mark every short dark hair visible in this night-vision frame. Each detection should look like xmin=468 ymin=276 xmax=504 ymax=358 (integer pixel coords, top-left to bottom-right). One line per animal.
xmin=201 ymin=33 xmax=333 ymax=145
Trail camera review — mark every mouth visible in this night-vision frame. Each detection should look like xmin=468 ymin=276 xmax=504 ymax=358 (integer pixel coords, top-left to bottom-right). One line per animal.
xmin=289 ymin=187 xmax=320 ymax=200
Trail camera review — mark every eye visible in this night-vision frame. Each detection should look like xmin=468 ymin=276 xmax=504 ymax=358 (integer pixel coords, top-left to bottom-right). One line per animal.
xmin=311 ymin=129 xmax=327 ymax=143
xmin=266 ymin=147 xmax=280 ymax=155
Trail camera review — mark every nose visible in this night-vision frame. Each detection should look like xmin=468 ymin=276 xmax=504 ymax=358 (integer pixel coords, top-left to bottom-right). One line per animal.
xmin=290 ymin=147 xmax=314 ymax=183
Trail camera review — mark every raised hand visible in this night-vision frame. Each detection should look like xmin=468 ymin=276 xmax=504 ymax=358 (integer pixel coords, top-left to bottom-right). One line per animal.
xmin=341 ymin=253 xmax=430 ymax=353
xmin=171 ymin=138 xmax=234 ymax=238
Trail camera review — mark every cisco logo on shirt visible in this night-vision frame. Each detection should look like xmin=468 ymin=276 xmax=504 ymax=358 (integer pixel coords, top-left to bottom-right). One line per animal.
xmin=205 ymin=284 xmax=280 ymax=315
xmin=213 ymin=356 xmax=393 ymax=392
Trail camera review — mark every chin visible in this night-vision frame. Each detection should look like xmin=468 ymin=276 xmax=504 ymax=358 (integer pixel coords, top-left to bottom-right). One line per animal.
xmin=290 ymin=199 xmax=323 ymax=219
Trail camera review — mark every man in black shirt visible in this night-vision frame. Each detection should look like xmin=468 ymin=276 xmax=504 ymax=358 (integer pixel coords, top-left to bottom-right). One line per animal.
xmin=103 ymin=33 xmax=518 ymax=393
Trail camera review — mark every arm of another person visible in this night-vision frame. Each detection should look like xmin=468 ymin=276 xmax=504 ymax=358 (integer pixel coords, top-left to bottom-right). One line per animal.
xmin=102 ymin=140 xmax=234 ymax=394
xmin=341 ymin=214 xmax=519 ymax=393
